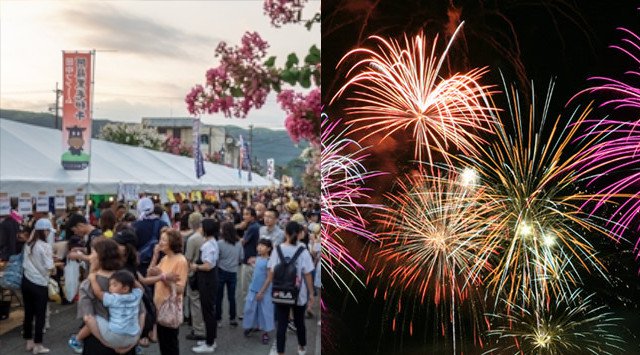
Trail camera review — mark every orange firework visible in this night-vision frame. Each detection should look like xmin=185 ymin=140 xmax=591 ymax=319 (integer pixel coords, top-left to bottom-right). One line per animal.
xmin=369 ymin=170 xmax=493 ymax=352
xmin=330 ymin=22 xmax=497 ymax=165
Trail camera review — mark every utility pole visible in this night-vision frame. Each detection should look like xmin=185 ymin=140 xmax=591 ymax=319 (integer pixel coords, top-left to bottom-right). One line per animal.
xmin=249 ymin=124 xmax=254 ymax=163
xmin=50 ymin=82 xmax=62 ymax=129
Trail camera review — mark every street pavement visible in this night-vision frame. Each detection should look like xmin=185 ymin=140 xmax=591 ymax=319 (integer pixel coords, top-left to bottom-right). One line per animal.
xmin=0 ymin=299 xmax=320 ymax=355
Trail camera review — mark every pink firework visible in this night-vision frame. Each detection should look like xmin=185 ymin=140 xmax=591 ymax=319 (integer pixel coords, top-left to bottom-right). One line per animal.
xmin=575 ymin=120 xmax=640 ymax=252
xmin=572 ymin=26 xmax=640 ymax=258
xmin=330 ymin=22 xmax=497 ymax=165
xmin=321 ymin=113 xmax=383 ymax=295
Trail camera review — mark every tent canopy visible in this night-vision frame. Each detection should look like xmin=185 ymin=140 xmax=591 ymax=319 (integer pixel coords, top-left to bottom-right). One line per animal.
xmin=0 ymin=119 xmax=272 ymax=196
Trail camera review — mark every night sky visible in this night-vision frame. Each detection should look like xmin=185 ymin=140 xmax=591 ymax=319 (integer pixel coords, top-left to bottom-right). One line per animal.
xmin=322 ymin=1 xmax=639 ymax=354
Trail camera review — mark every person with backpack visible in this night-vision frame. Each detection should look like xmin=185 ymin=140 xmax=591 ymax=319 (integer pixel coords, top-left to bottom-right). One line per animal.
xmin=133 ymin=198 xmax=167 ymax=276
xmin=262 ymin=221 xmax=315 ymax=355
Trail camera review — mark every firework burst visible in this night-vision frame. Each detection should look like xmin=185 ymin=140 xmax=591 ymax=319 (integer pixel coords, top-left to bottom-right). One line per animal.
xmin=330 ymin=22 xmax=497 ymax=165
xmin=485 ymin=289 xmax=625 ymax=354
xmin=321 ymin=113 xmax=382 ymax=296
xmin=368 ymin=170 xmax=493 ymax=351
xmin=574 ymin=120 xmax=640 ymax=248
xmin=570 ymin=26 xmax=640 ymax=257
xmin=454 ymin=79 xmax=616 ymax=308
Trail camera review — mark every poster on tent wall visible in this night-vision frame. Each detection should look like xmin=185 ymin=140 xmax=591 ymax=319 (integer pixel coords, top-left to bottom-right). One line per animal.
xmin=55 ymin=190 xmax=66 ymax=210
xmin=18 ymin=193 xmax=32 ymax=216
xmin=36 ymin=192 xmax=49 ymax=212
xmin=61 ymin=51 xmax=93 ymax=170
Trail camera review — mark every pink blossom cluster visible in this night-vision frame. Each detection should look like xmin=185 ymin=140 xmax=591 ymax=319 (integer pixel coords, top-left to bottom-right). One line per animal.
xmin=263 ymin=0 xmax=306 ymax=28
xmin=186 ymin=32 xmax=276 ymax=118
xmin=163 ymin=137 xmax=193 ymax=157
xmin=205 ymin=151 xmax=224 ymax=164
xmin=277 ymin=88 xmax=321 ymax=144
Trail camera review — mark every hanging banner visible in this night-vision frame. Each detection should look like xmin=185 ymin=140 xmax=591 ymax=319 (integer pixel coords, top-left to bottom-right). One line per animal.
xmin=193 ymin=118 xmax=206 ymax=179
xmin=267 ymin=158 xmax=275 ymax=181
xmin=237 ymin=135 xmax=253 ymax=181
xmin=0 ymin=193 xmax=10 ymax=216
xmin=62 ymin=51 xmax=92 ymax=170
xmin=36 ymin=192 xmax=49 ymax=212
xmin=18 ymin=193 xmax=32 ymax=216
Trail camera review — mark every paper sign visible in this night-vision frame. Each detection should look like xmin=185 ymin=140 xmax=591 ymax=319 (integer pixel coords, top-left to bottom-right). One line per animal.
xmin=36 ymin=192 xmax=50 ymax=212
xmin=18 ymin=193 xmax=32 ymax=215
xmin=55 ymin=196 xmax=66 ymax=210
xmin=75 ymin=193 xmax=85 ymax=207
xmin=124 ymin=184 xmax=139 ymax=201
xmin=0 ymin=194 xmax=10 ymax=215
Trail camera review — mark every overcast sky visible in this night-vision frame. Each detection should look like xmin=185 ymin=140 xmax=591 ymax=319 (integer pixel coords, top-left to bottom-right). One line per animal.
xmin=0 ymin=0 xmax=320 ymax=129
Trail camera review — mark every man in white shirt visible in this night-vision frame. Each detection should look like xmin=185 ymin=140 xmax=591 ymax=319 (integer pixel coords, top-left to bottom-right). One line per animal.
xmin=259 ymin=208 xmax=285 ymax=247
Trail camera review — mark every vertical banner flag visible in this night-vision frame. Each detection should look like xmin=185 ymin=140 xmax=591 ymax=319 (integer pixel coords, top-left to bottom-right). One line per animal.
xmin=238 ymin=135 xmax=245 ymax=179
xmin=267 ymin=158 xmax=275 ymax=181
xmin=62 ymin=51 xmax=92 ymax=170
xmin=193 ymin=118 xmax=206 ymax=179
xmin=237 ymin=135 xmax=253 ymax=181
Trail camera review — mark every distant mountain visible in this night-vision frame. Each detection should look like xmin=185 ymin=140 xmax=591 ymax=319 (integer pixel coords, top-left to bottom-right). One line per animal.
xmin=0 ymin=109 xmax=306 ymax=169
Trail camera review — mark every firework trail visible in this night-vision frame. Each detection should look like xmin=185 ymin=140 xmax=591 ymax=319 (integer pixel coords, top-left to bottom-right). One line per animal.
xmin=453 ymin=78 xmax=616 ymax=308
xmin=368 ymin=170 xmax=493 ymax=352
xmin=485 ymin=289 xmax=625 ymax=354
xmin=330 ymin=22 xmax=497 ymax=166
xmin=321 ymin=113 xmax=382 ymax=297
xmin=570 ymin=26 xmax=640 ymax=258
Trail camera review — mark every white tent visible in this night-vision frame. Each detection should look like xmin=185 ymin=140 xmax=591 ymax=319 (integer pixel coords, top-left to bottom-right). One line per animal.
xmin=0 ymin=119 xmax=273 ymax=196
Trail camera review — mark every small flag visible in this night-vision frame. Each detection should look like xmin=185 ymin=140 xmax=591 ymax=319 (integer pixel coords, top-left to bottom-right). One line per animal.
xmin=238 ymin=135 xmax=244 ymax=179
xmin=193 ymin=118 xmax=206 ymax=179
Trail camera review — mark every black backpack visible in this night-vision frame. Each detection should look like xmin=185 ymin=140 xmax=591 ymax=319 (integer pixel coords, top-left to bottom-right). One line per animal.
xmin=271 ymin=245 xmax=305 ymax=305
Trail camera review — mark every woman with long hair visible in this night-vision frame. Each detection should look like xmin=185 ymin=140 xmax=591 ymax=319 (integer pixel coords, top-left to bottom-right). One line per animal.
xmin=71 ymin=237 xmax=146 ymax=355
xmin=22 ymin=219 xmax=55 ymax=354
xmin=99 ymin=209 xmax=116 ymax=238
xmin=216 ymin=221 xmax=242 ymax=327
xmin=140 ymin=227 xmax=187 ymax=355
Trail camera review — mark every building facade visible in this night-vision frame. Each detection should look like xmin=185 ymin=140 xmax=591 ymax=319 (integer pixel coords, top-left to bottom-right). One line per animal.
xmin=142 ymin=117 xmax=240 ymax=168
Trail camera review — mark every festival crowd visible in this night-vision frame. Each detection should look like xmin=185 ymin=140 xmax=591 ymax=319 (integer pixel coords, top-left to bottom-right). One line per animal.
xmin=0 ymin=188 xmax=322 ymax=355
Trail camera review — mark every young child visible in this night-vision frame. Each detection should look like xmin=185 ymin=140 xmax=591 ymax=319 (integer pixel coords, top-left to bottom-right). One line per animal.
xmin=68 ymin=270 xmax=143 ymax=352
xmin=243 ymin=238 xmax=274 ymax=344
